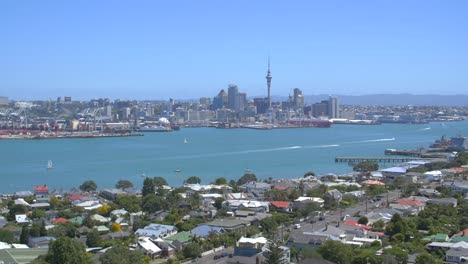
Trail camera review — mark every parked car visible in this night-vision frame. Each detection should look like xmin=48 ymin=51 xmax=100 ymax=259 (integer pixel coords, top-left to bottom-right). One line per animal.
xmin=294 ymin=224 xmax=301 ymax=229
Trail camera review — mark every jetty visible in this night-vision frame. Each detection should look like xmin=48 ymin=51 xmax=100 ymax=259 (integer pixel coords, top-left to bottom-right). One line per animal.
xmin=335 ymin=157 xmax=421 ymax=164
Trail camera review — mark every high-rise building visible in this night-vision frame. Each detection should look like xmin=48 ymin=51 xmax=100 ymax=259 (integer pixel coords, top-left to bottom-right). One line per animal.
xmin=293 ymin=88 xmax=304 ymax=110
xmin=266 ymin=57 xmax=272 ymax=110
xmin=228 ymin=84 xmax=239 ymax=111
xmin=238 ymin=92 xmax=247 ymax=112
xmin=328 ymin=96 xmax=339 ymax=118
xmin=312 ymin=100 xmax=329 ymax=117
xmin=212 ymin=89 xmax=228 ymax=110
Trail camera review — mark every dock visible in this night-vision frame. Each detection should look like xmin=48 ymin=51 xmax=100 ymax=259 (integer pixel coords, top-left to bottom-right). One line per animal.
xmin=335 ymin=157 xmax=421 ymax=163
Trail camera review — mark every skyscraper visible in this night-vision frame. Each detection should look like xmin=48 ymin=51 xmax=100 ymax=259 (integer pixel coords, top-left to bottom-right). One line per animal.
xmin=228 ymin=84 xmax=239 ymax=111
xmin=293 ymin=88 xmax=304 ymax=110
xmin=266 ymin=57 xmax=272 ymax=110
xmin=328 ymin=96 xmax=339 ymax=118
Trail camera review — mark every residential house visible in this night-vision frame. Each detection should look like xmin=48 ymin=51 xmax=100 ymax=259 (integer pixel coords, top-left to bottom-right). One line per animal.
xmin=427 ymin=198 xmax=458 ymax=207
xmin=424 ymin=170 xmax=444 ymax=182
xmin=207 ymin=218 xmax=250 ymax=232
xmin=423 ymin=233 xmax=450 ymax=242
xmin=395 ymin=199 xmax=425 ymax=214
xmin=135 ymin=224 xmax=177 ymax=239
xmin=223 ymin=200 xmax=269 ymax=212
xmin=15 ymin=214 xmax=29 ymax=224
xmin=269 ymin=201 xmax=293 ymax=213
xmin=240 ymin=182 xmax=271 ymax=198
xmin=445 ymin=248 xmax=468 ymax=263
xmin=33 ymin=185 xmax=49 ymax=202
xmin=28 ymin=237 xmax=55 ymax=248
xmin=190 ymin=225 xmax=224 ymax=238
xmin=324 ymin=189 xmax=342 ymax=202
xmin=381 ymin=166 xmax=408 ymax=181
xmin=444 ymin=181 xmax=468 ymax=195
xmin=163 ymin=231 xmax=192 ymax=250
xmin=231 ymin=236 xmax=290 ymax=264
xmin=100 ymin=189 xmax=128 ymax=201
xmin=137 ymin=236 xmax=162 ymax=259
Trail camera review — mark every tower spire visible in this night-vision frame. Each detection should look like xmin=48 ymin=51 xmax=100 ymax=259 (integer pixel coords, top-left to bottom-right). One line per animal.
xmin=266 ymin=56 xmax=272 ymax=111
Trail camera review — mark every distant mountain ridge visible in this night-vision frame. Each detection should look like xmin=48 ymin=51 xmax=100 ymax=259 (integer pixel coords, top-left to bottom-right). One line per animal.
xmin=268 ymin=94 xmax=468 ymax=106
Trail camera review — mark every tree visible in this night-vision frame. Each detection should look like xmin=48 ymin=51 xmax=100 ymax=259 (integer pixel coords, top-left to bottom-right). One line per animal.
xmin=40 ymin=220 xmax=47 ymax=236
xmin=214 ymin=177 xmax=227 ymax=185
xmin=304 ymin=171 xmax=316 ymax=177
xmin=182 ymin=242 xmax=202 ymax=259
xmin=30 ymin=222 xmax=41 ymax=237
xmin=214 ymin=197 xmax=225 ymax=210
xmin=8 ymin=204 xmax=27 ymax=221
xmin=185 ymin=176 xmax=201 ymax=184
xmin=20 ymin=224 xmax=29 ymax=244
xmin=142 ymin=177 xmax=155 ymax=196
xmin=0 ymin=229 xmax=15 ymax=244
xmin=317 ymin=240 xmax=353 ymax=264
xmin=115 ymin=180 xmax=133 ymax=190
xmin=358 ymin=216 xmax=369 ymax=225
xmin=99 ymin=245 xmax=145 ymax=264
xmin=353 ymin=161 xmax=379 ymax=172
xmin=142 ymin=194 xmax=167 ymax=213
xmin=382 ymin=247 xmax=408 ymax=264
xmin=79 ymin=180 xmax=97 ymax=192
xmin=116 ymin=194 xmax=142 ymax=213
xmin=237 ymin=173 xmax=257 ymax=186
xmin=415 ymin=253 xmax=443 ymax=264
xmin=110 ymin=223 xmax=122 ymax=232
xmin=265 ymin=239 xmax=286 ymax=264
xmin=86 ymin=229 xmax=101 ymax=247
xmin=45 ymin=236 xmax=93 ymax=264
xmin=31 ymin=209 xmax=46 ymax=219
xmin=153 ymin=176 xmax=168 ymax=187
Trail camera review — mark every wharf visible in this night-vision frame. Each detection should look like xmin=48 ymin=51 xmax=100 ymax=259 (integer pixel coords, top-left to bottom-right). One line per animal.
xmin=335 ymin=157 xmax=421 ymax=163
xmin=0 ymin=132 xmax=143 ymax=140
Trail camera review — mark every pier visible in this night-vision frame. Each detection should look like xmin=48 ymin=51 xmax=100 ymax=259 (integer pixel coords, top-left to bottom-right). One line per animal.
xmin=335 ymin=157 xmax=421 ymax=163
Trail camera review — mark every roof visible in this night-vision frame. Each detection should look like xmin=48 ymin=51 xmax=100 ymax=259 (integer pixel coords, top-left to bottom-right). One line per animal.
xmin=207 ymin=218 xmax=250 ymax=229
xmin=191 ymin=225 xmax=224 ymax=237
xmin=135 ymin=224 xmax=177 ymax=238
xmin=428 ymin=241 xmax=468 ymax=249
xmin=238 ymin=236 xmax=267 ymax=245
xmin=362 ymin=180 xmax=385 ymax=186
xmin=52 ymin=217 xmax=69 ymax=224
xmin=396 ymin=199 xmax=425 ymax=207
xmin=164 ymin=231 xmax=192 ymax=243
xmin=0 ymin=248 xmax=48 ymax=264
xmin=269 ymin=201 xmax=291 ymax=209
xmin=68 ymin=194 xmax=87 ymax=201
xmin=343 ymin=219 xmax=372 ymax=230
xmin=34 ymin=186 xmax=49 ymax=193
xmin=138 ymin=236 xmax=161 ymax=253
xmin=381 ymin=167 xmax=407 ymax=173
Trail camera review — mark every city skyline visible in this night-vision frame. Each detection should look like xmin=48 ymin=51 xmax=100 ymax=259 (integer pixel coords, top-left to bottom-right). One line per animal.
xmin=1 ymin=1 xmax=468 ymax=100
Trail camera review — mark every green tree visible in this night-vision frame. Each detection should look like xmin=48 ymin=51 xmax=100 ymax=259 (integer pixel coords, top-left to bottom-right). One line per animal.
xmin=237 ymin=173 xmax=257 ymax=186
xmin=142 ymin=194 xmax=167 ymax=213
xmin=8 ymin=204 xmax=27 ymax=221
xmin=358 ymin=216 xmax=369 ymax=225
xmin=142 ymin=177 xmax=155 ymax=196
xmin=153 ymin=176 xmax=168 ymax=187
xmin=31 ymin=209 xmax=46 ymax=219
xmin=382 ymin=247 xmax=408 ymax=264
xmin=415 ymin=253 xmax=443 ymax=264
xmin=265 ymin=239 xmax=286 ymax=264
xmin=353 ymin=161 xmax=379 ymax=172
xmin=115 ymin=180 xmax=133 ymax=190
xmin=30 ymin=222 xmax=41 ymax=237
xmin=100 ymin=245 xmax=145 ymax=264
xmin=86 ymin=229 xmax=101 ymax=247
xmin=185 ymin=176 xmax=201 ymax=184
xmin=79 ymin=180 xmax=97 ymax=192
xmin=182 ymin=242 xmax=202 ymax=259
xmin=20 ymin=224 xmax=29 ymax=244
xmin=116 ymin=194 xmax=142 ymax=213
xmin=214 ymin=197 xmax=225 ymax=210
xmin=317 ymin=240 xmax=353 ymax=264
xmin=213 ymin=177 xmax=227 ymax=185
xmin=40 ymin=220 xmax=47 ymax=236
xmin=0 ymin=229 xmax=15 ymax=244
xmin=45 ymin=236 xmax=93 ymax=264
xmin=304 ymin=171 xmax=316 ymax=177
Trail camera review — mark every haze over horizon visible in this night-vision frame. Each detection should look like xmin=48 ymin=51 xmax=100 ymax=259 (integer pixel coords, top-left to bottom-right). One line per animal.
xmin=1 ymin=0 xmax=467 ymax=100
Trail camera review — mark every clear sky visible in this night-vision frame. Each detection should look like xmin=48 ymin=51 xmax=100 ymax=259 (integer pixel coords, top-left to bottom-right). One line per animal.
xmin=1 ymin=0 xmax=467 ymax=100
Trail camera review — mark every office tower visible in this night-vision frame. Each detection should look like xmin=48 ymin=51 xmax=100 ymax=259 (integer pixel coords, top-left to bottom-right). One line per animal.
xmin=312 ymin=100 xmax=329 ymax=117
xmin=212 ymin=89 xmax=228 ymax=110
xmin=238 ymin=92 xmax=247 ymax=112
xmin=266 ymin=57 xmax=272 ymax=110
xmin=228 ymin=84 xmax=239 ymax=111
xmin=293 ymin=88 xmax=304 ymax=110
xmin=328 ymin=96 xmax=339 ymax=118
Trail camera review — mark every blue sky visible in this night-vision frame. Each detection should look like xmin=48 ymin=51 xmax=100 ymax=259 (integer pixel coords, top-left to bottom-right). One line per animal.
xmin=1 ymin=0 xmax=467 ymax=100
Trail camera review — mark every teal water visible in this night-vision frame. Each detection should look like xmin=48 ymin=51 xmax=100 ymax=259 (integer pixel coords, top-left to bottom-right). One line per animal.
xmin=1 ymin=121 xmax=467 ymax=193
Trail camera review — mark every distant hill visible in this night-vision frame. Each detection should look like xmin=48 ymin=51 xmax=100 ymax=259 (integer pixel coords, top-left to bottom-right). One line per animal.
xmin=270 ymin=94 xmax=468 ymax=106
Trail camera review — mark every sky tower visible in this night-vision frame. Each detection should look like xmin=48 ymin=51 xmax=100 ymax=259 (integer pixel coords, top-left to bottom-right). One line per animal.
xmin=266 ymin=56 xmax=272 ymax=110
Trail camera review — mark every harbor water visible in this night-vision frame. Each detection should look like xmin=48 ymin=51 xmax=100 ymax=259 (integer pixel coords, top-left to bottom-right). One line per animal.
xmin=0 ymin=121 xmax=467 ymax=193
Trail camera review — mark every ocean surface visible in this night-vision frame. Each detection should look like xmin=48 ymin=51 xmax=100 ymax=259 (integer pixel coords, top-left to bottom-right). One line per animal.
xmin=1 ymin=121 xmax=467 ymax=194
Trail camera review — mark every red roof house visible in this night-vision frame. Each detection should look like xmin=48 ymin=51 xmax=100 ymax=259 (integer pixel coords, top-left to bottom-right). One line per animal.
xmin=52 ymin=217 xmax=69 ymax=224
xmin=269 ymin=201 xmax=292 ymax=213
xmin=34 ymin=185 xmax=49 ymax=194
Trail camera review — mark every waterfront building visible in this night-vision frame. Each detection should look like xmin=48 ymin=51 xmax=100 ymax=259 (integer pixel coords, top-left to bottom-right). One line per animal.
xmin=293 ymin=88 xmax=304 ymax=110
xmin=212 ymin=89 xmax=228 ymax=110
xmin=329 ymin=96 xmax=339 ymax=118
xmin=312 ymin=100 xmax=329 ymax=117
xmin=253 ymin=97 xmax=269 ymax=114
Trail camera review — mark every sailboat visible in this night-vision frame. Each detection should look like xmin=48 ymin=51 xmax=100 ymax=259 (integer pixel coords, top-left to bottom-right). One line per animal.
xmin=47 ymin=160 xmax=54 ymax=170
xmin=183 ymin=137 xmax=188 ymax=144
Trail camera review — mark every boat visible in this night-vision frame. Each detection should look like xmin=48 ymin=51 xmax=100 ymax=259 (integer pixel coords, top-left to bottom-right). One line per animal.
xmin=244 ymin=168 xmax=252 ymax=173
xmin=287 ymin=118 xmax=332 ymax=128
xmin=184 ymin=137 xmax=188 ymax=144
xmin=174 ymin=169 xmax=182 ymax=173
xmin=138 ymin=125 xmax=172 ymax=132
xmin=47 ymin=160 xmax=54 ymax=170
